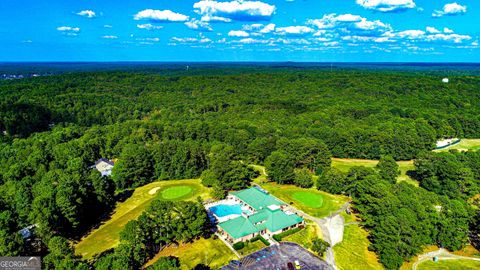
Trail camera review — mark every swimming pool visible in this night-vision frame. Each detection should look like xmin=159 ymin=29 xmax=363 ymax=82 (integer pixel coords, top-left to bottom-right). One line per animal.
xmin=210 ymin=204 xmax=243 ymax=217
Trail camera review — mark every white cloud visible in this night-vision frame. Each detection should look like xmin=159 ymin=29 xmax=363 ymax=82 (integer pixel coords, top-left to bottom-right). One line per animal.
xmin=395 ymin=30 xmax=425 ymax=39
xmin=260 ymin=23 xmax=275 ymax=33
xmin=443 ymin=27 xmax=454 ymax=33
xmin=432 ymin=3 xmax=467 ymax=17
xmin=137 ymin=24 xmax=163 ymax=30
xmin=356 ymin=0 xmax=416 ymax=12
xmin=200 ymin=15 xmax=232 ymax=22
xmin=242 ymin=23 xmax=275 ymax=34
xmin=275 ymin=26 xmax=314 ymax=36
xmin=77 ymin=10 xmax=96 ymax=18
xmin=425 ymin=33 xmax=471 ymax=43
xmin=308 ymin=14 xmax=391 ymax=36
xmin=136 ymin=37 xmax=160 ymax=42
xmin=228 ymin=30 xmax=250 ymax=37
xmin=193 ymin=0 xmax=276 ymax=21
xmin=57 ymin=26 xmax=80 ymax=32
xmin=102 ymin=35 xmax=118 ymax=39
xmin=171 ymin=37 xmax=212 ymax=43
xmin=185 ymin=19 xmax=213 ymax=31
xmin=104 ymin=25 xmax=113 ymax=28
xmin=134 ymin=9 xmax=189 ymax=22
xmin=426 ymin=26 xmax=440 ymax=34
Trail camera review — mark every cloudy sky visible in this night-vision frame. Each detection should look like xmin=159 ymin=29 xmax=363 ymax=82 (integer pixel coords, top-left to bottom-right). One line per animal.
xmin=1 ymin=0 xmax=479 ymax=61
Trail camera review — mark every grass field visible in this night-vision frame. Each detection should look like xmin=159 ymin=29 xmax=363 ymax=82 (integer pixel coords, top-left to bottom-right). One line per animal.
xmin=144 ymin=237 xmax=237 ymax=269
xmin=75 ymin=179 xmax=211 ymax=259
xmin=262 ymin=182 xmax=349 ymax=218
xmin=434 ymin=139 xmax=480 ymax=152
xmin=282 ymin=220 xmax=322 ymax=251
xmin=333 ymin=213 xmax=384 ymax=270
xmin=401 ymin=245 xmax=480 ymax=270
xmin=251 ymin=165 xmax=349 ymax=218
xmin=417 ymin=259 xmax=480 ymax=270
xmin=238 ymin=239 xmax=268 ymax=256
xmin=332 ymin=158 xmax=418 ymax=187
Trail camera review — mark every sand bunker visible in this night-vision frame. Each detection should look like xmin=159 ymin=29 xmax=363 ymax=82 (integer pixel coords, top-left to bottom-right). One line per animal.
xmin=148 ymin=187 xmax=161 ymax=195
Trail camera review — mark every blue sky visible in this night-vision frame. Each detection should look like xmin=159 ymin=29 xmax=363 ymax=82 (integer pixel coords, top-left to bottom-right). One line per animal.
xmin=0 ymin=0 xmax=479 ymax=62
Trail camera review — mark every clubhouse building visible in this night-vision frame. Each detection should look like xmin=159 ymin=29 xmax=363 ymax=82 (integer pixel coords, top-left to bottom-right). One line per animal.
xmin=210 ymin=187 xmax=304 ymax=243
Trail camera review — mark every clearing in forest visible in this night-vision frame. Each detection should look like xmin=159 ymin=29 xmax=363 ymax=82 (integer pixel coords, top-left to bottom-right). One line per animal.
xmin=331 ymin=158 xmax=418 ymax=186
xmin=75 ymin=179 xmax=211 ymax=259
xmin=434 ymin=139 xmax=480 ymax=152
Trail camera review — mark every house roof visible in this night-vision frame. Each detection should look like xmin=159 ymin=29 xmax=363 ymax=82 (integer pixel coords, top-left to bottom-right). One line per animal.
xmin=218 ymin=215 xmax=259 ymax=239
xmin=231 ymin=187 xmax=284 ymax=211
xmin=95 ymin=158 xmax=114 ymax=166
xmin=218 ymin=204 xmax=303 ymax=239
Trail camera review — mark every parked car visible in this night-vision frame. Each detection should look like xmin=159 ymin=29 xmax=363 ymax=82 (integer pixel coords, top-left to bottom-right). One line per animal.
xmin=294 ymin=260 xmax=301 ymax=269
xmin=287 ymin=262 xmax=295 ymax=270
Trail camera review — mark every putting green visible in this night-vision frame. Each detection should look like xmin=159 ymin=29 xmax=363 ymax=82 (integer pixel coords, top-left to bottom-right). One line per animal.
xmin=292 ymin=191 xmax=324 ymax=208
xmin=160 ymin=185 xmax=194 ymax=200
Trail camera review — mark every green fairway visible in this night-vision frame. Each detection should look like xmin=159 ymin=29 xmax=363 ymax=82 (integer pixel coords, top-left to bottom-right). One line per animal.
xmin=75 ymin=179 xmax=211 ymax=259
xmin=434 ymin=139 xmax=480 ymax=152
xmin=144 ymin=237 xmax=237 ymax=270
xmin=332 ymin=158 xmax=418 ymax=187
xmin=333 ymin=214 xmax=384 ymax=270
xmin=417 ymin=259 xmax=480 ymax=270
xmin=160 ymin=185 xmax=194 ymax=200
xmin=282 ymin=221 xmax=321 ymax=251
xmin=292 ymin=191 xmax=324 ymax=208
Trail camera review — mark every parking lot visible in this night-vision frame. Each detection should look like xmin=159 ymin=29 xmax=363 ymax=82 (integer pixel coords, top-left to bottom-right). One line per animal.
xmin=222 ymin=242 xmax=333 ymax=270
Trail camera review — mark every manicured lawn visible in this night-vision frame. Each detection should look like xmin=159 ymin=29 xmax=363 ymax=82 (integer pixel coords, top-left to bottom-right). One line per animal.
xmin=160 ymin=185 xmax=194 ymax=200
xmin=292 ymin=191 xmax=324 ymax=208
xmin=238 ymin=239 xmax=268 ymax=256
xmin=332 ymin=158 xmax=418 ymax=187
xmin=333 ymin=214 xmax=384 ymax=270
xmin=75 ymin=179 xmax=211 ymax=259
xmin=282 ymin=221 xmax=321 ymax=251
xmin=260 ymin=182 xmax=349 ymax=218
xmin=144 ymin=237 xmax=237 ymax=270
xmin=434 ymin=139 xmax=480 ymax=152
xmin=417 ymin=259 xmax=480 ymax=270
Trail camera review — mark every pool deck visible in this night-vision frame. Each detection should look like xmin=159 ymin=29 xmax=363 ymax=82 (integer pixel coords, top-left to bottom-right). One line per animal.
xmin=205 ymin=199 xmax=251 ymax=223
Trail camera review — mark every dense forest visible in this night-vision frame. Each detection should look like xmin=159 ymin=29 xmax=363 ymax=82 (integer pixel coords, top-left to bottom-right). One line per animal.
xmin=0 ymin=67 xmax=480 ymax=269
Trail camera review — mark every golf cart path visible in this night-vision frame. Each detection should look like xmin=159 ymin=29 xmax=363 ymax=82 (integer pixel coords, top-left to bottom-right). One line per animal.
xmin=411 ymin=248 xmax=480 ymax=270
xmin=293 ymin=201 xmax=351 ymax=270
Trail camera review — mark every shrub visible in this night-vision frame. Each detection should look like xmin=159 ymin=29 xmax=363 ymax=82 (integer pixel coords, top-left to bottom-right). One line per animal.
xmin=272 ymin=227 xmax=303 ymax=241
xmin=233 ymin=242 xmax=245 ymax=250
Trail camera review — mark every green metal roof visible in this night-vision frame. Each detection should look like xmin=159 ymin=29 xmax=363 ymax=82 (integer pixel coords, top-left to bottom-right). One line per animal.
xmin=218 ymin=215 xmax=258 ymax=239
xmin=231 ymin=187 xmax=284 ymax=211
xmin=218 ymin=202 xmax=304 ymax=240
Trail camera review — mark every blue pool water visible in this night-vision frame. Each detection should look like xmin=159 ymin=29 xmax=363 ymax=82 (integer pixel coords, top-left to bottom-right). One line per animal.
xmin=210 ymin=204 xmax=243 ymax=217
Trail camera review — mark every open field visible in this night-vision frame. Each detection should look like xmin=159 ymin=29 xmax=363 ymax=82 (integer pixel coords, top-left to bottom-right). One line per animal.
xmin=144 ymin=237 xmax=237 ymax=269
xmin=417 ymin=259 xmax=480 ymax=270
xmin=262 ymin=182 xmax=349 ymax=218
xmin=333 ymin=213 xmax=384 ymax=270
xmin=434 ymin=139 xmax=480 ymax=152
xmin=75 ymin=179 xmax=211 ymax=259
xmin=332 ymin=158 xmax=418 ymax=187
xmin=282 ymin=220 xmax=322 ymax=251
xmin=252 ymin=165 xmax=349 ymax=218
xmin=401 ymin=245 xmax=480 ymax=270
xmin=238 ymin=239 xmax=268 ymax=256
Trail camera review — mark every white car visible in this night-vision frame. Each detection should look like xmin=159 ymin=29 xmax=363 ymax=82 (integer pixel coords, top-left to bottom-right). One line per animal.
xmin=294 ymin=260 xmax=301 ymax=269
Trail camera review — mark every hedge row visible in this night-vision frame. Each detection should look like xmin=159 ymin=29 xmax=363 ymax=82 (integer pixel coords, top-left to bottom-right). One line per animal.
xmin=272 ymin=227 xmax=303 ymax=241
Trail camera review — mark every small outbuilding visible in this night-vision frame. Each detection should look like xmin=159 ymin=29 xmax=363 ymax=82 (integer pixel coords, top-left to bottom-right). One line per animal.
xmin=93 ymin=158 xmax=115 ymax=176
xmin=442 ymin=78 xmax=449 ymax=83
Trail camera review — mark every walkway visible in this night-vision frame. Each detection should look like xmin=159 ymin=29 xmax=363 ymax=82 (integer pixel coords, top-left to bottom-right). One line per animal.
xmin=292 ymin=201 xmax=351 ymax=270
xmin=412 ymin=248 xmax=480 ymax=270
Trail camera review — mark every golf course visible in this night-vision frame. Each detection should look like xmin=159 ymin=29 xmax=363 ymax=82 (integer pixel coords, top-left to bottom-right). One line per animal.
xmin=75 ymin=179 xmax=211 ymax=259
xmin=434 ymin=139 xmax=480 ymax=152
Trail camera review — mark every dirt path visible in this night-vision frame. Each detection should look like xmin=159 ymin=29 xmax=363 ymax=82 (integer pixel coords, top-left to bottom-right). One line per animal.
xmin=294 ymin=201 xmax=351 ymax=270
xmin=412 ymin=248 xmax=480 ymax=270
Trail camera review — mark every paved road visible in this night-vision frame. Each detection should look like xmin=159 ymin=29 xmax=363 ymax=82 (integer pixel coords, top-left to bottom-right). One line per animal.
xmin=222 ymin=242 xmax=333 ymax=270
xmin=412 ymin=248 xmax=480 ymax=270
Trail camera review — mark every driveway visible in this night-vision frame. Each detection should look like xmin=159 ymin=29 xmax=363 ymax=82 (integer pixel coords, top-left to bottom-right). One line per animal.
xmin=221 ymin=242 xmax=333 ymax=270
